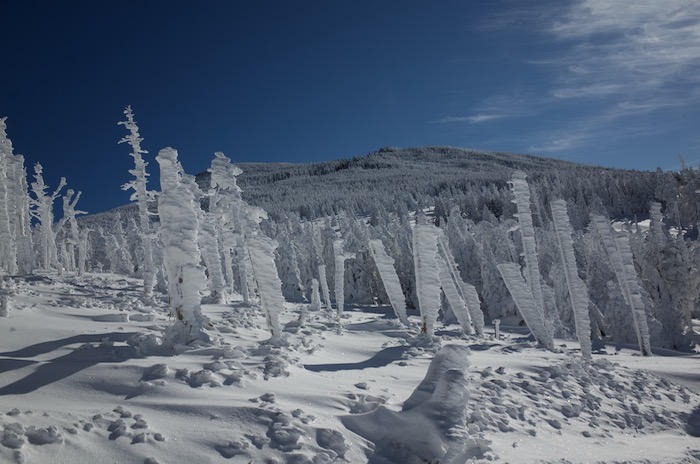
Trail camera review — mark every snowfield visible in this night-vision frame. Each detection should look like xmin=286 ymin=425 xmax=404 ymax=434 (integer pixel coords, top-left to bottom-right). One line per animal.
xmin=0 ymin=272 xmax=699 ymax=464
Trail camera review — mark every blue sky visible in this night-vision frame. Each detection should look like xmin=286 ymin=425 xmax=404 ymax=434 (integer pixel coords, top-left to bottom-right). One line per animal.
xmin=2 ymin=0 xmax=699 ymax=213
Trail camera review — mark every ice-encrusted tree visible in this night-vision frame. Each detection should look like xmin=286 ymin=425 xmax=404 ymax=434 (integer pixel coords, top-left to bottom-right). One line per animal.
xmin=592 ymin=215 xmax=652 ymax=356
xmin=29 ymin=163 xmax=66 ymax=270
xmin=54 ymin=189 xmax=86 ymax=273
xmin=368 ymin=239 xmax=410 ymax=325
xmin=0 ymin=119 xmax=17 ymax=274
xmin=305 ymin=224 xmax=333 ymax=311
xmin=276 ymin=225 xmax=305 ymax=303
xmin=551 ymin=199 xmax=592 ymax=361
xmin=100 ymin=227 xmax=129 ymax=274
xmin=318 ymin=263 xmax=332 ymax=311
xmin=497 ymin=263 xmax=553 ymax=347
xmin=157 ymin=147 xmax=209 ymax=345
xmin=199 ymin=212 xmax=226 ymax=303
xmin=119 ymin=106 xmax=156 ymax=302
xmin=209 ymin=151 xmax=285 ymax=336
xmin=209 ymin=152 xmax=249 ymax=302
xmin=309 ymin=278 xmax=321 ymax=312
xmin=498 ymin=171 xmax=554 ymax=348
xmin=509 ymin=171 xmax=545 ymax=312
xmin=436 ymin=251 xmax=473 ymax=335
xmin=636 ymin=202 xmax=695 ymax=349
xmin=332 ymin=239 xmax=355 ymax=321
xmin=246 ymin=235 xmax=285 ymax=338
xmin=412 ymin=223 xmax=442 ymax=336
xmin=7 ymin=153 xmax=33 ymax=274
xmin=185 ymin=173 xmax=226 ymax=304
xmin=77 ymin=227 xmax=91 ymax=276
xmin=437 ymin=237 xmax=484 ymax=336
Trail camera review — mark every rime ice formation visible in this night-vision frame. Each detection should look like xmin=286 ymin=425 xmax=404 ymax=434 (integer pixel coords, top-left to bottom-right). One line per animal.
xmin=156 ymin=147 xmax=209 ymax=345
xmin=592 ymin=215 xmax=652 ymax=356
xmin=369 ymin=239 xmax=410 ymax=325
xmin=551 ymin=199 xmax=592 ymax=361
xmin=412 ymin=224 xmax=443 ymax=336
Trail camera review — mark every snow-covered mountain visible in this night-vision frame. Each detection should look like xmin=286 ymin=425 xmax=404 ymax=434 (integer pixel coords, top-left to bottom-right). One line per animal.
xmin=208 ymin=146 xmax=669 ymax=223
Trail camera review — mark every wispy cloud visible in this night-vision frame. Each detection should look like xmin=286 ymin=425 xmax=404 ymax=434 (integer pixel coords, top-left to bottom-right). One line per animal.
xmin=472 ymin=0 xmax=700 ymax=158
xmin=435 ymin=114 xmax=503 ymax=124
xmin=547 ymin=0 xmax=700 ymax=108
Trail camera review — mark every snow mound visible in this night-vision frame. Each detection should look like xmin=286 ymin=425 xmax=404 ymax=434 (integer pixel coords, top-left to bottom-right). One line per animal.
xmin=342 ymin=344 xmax=491 ymax=463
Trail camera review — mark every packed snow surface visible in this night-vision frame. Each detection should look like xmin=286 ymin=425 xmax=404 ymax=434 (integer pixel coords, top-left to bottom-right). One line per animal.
xmin=0 ymin=272 xmax=698 ymax=463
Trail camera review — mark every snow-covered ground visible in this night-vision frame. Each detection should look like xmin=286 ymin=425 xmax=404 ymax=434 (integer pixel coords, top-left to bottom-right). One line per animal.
xmin=1 ymin=273 xmax=698 ymax=464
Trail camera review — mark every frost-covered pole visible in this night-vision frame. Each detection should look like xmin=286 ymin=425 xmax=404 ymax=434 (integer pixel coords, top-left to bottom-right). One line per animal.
xmin=368 ymin=239 xmax=410 ymax=325
xmin=412 ymin=224 xmax=442 ymax=336
xmin=119 ymin=106 xmax=156 ymax=302
xmin=592 ymin=215 xmax=652 ymax=356
xmin=157 ymin=148 xmax=209 ymax=345
xmin=551 ymin=199 xmax=592 ymax=361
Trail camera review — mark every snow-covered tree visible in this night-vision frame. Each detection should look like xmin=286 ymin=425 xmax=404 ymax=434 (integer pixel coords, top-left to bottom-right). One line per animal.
xmin=100 ymin=215 xmax=134 ymax=275
xmin=309 ymin=278 xmax=321 ymax=312
xmin=119 ymin=106 xmax=156 ymax=302
xmin=77 ymin=227 xmax=91 ymax=275
xmin=592 ymin=215 xmax=652 ymax=356
xmin=54 ymin=189 xmax=86 ymax=273
xmin=497 ymin=171 xmax=556 ymax=347
xmin=209 ymin=152 xmax=248 ymax=302
xmin=332 ymin=239 xmax=355 ymax=322
xmin=0 ymin=120 xmax=16 ymax=274
xmin=7 ymin=153 xmax=33 ymax=274
xmin=551 ymin=199 xmax=591 ymax=361
xmin=436 ymin=251 xmax=473 ymax=335
xmin=509 ymin=171 xmax=545 ymax=313
xmin=157 ymin=147 xmax=209 ymax=345
xmin=369 ymin=239 xmax=410 ymax=325
xmin=275 ymin=225 xmax=305 ymax=302
xmin=246 ymin=235 xmax=285 ymax=338
xmin=437 ymin=237 xmax=484 ymax=336
xmin=497 ymin=263 xmax=553 ymax=348
xmin=29 ymin=163 xmax=66 ymax=270
xmin=412 ymin=223 xmax=442 ymax=336
xmin=635 ymin=202 xmax=696 ymax=349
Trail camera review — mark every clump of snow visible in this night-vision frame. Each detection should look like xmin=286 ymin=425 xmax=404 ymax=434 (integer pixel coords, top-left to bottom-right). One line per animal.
xmin=343 ymin=344 xmax=490 ymax=463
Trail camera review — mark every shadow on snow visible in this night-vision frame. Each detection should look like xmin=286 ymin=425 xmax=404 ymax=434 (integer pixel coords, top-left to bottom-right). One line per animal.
xmin=0 ymin=332 xmax=138 ymax=396
xmin=303 ymin=345 xmax=410 ymax=372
